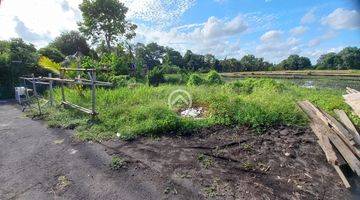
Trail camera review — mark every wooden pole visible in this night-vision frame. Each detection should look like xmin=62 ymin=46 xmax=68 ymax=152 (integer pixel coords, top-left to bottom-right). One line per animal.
xmin=32 ymin=74 xmax=37 ymax=96
xmin=91 ymin=71 xmax=96 ymax=115
xmin=60 ymin=69 xmax=65 ymax=102
xmin=32 ymin=74 xmax=42 ymax=115
xmin=49 ymin=73 xmax=53 ymax=106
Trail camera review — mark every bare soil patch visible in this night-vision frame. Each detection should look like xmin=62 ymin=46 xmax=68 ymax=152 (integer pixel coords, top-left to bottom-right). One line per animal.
xmin=102 ymin=125 xmax=356 ymax=199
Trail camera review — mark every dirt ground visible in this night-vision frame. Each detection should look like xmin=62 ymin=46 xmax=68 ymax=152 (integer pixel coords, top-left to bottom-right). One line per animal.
xmin=102 ymin=125 xmax=359 ymax=200
xmin=1 ymin=102 xmax=358 ymax=199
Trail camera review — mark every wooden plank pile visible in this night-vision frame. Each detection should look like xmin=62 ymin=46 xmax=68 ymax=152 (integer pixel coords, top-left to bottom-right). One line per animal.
xmin=298 ymin=100 xmax=360 ymax=188
xmin=344 ymin=87 xmax=360 ymax=117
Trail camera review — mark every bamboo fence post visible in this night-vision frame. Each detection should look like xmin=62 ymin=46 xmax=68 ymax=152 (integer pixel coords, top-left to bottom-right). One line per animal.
xmin=31 ymin=74 xmax=37 ymax=96
xmin=91 ymin=70 xmax=96 ymax=115
xmin=49 ymin=73 xmax=53 ymax=106
xmin=60 ymin=69 xmax=65 ymax=103
xmin=32 ymin=74 xmax=41 ymax=115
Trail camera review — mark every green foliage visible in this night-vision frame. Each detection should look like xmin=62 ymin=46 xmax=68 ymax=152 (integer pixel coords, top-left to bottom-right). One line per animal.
xmin=187 ymin=73 xmax=205 ymax=86
xmin=38 ymin=56 xmax=61 ymax=74
xmin=164 ymin=47 xmax=184 ymax=68
xmin=197 ymin=154 xmax=214 ymax=169
xmin=40 ymin=79 xmax=358 ymax=141
xmin=278 ymin=55 xmax=312 ymax=70
xmin=338 ymin=47 xmax=360 ymax=70
xmin=206 ymin=70 xmax=223 ymax=85
xmin=109 ymin=75 xmax=127 ymax=87
xmin=183 ymin=50 xmax=206 ymax=71
xmin=50 ymin=31 xmax=90 ymax=56
xmin=227 ymin=78 xmax=284 ymax=94
xmin=110 ymin=156 xmax=126 ymax=170
xmin=316 ymin=52 xmax=342 ymax=70
xmin=79 ymin=0 xmax=137 ymax=50
xmin=38 ymin=47 xmax=65 ymax=63
xmin=161 ymin=64 xmax=181 ymax=74
xmin=147 ymin=67 xmax=165 ymax=86
xmin=316 ymin=47 xmax=360 ymax=70
xmin=0 ymin=38 xmax=39 ymax=99
xmin=134 ymin=42 xmax=165 ymax=69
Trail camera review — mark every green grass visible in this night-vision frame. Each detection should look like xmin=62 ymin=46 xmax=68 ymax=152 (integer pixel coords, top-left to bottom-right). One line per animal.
xmin=39 ymin=78 xmax=359 ymax=141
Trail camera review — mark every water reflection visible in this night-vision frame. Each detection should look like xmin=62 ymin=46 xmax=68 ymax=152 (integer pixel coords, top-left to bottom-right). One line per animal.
xmin=225 ymin=77 xmax=360 ymax=91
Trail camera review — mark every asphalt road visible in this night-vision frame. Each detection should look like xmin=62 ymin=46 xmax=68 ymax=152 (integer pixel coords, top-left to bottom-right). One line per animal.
xmin=0 ymin=102 xmax=162 ymax=200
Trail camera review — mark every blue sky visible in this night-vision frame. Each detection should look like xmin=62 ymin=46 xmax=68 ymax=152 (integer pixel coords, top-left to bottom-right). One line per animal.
xmin=0 ymin=0 xmax=359 ymax=63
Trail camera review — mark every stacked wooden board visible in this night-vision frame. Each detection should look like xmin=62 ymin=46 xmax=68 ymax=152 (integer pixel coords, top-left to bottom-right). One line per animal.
xmin=344 ymin=87 xmax=360 ymax=117
xmin=298 ymin=101 xmax=360 ymax=188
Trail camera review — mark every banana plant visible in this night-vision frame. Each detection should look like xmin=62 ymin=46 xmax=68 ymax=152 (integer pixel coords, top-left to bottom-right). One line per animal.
xmin=38 ymin=56 xmax=85 ymax=97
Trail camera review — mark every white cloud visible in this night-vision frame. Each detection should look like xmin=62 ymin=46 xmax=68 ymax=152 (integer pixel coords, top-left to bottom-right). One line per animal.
xmin=301 ymin=8 xmax=316 ymax=24
xmin=200 ymin=16 xmax=248 ymax=39
xmin=321 ymin=8 xmax=360 ymax=30
xmin=290 ymin=26 xmax=308 ymax=36
xmin=0 ymin=0 xmax=81 ymax=46
xmin=214 ymin=0 xmax=227 ymax=4
xmin=0 ymin=0 xmax=195 ymax=46
xmin=134 ymin=15 xmax=249 ymax=58
xmin=260 ymin=30 xmax=283 ymax=42
xmin=256 ymin=30 xmax=304 ymax=63
xmin=120 ymin=0 xmax=195 ymax=27
xmin=308 ymin=30 xmax=338 ymax=47
xmin=302 ymin=46 xmax=344 ymax=63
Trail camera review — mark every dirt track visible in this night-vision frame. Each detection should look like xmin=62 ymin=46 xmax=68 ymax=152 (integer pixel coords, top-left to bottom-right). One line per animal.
xmin=0 ymin=102 xmax=178 ymax=200
xmin=0 ymin=102 xmax=358 ymax=199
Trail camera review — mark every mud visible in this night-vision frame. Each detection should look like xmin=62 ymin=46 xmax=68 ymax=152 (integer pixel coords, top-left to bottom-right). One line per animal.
xmin=1 ymin=101 xmax=357 ymax=199
xmin=102 ymin=125 xmax=357 ymax=200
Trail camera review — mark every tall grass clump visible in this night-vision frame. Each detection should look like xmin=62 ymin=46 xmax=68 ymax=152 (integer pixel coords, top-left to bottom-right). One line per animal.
xmin=206 ymin=70 xmax=223 ymax=85
xmin=147 ymin=67 xmax=165 ymax=86
xmin=187 ymin=73 xmax=205 ymax=86
xmin=227 ymin=78 xmax=284 ymax=94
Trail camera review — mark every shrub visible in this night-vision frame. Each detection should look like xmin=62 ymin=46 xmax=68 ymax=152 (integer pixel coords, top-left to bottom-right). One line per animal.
xmin=206 ymin=70 xmax=223 ymax=85
xmin=109 ymin=75 xmax=130 ymax=87
xmin=226 ymin=78 xmax=284 ymax=94
xmin=162 ymin=64 xmax=181 ymax=74
xmin=187 ymin=73 xmax=205 ymax=86
xmin=147 ymin=67 xmax=165 ymax=86
xmin=165 ymin=74 xmax=183 ymax=85
xmin=38 ymin=47 xmax=65 ymax=63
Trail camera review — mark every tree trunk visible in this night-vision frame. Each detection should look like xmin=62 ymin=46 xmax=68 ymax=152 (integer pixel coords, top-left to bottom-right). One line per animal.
xmin=105 ymin=34 xmax=111 ymax=52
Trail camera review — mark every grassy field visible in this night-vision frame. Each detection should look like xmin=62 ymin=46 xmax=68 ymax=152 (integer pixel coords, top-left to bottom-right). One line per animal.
xmin=35 ymin=78 xmax=360 ymax=141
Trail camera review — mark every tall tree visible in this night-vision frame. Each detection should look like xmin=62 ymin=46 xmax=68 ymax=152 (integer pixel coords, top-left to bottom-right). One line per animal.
xmin=240 ymin=55 xmax=257 ymax=71
xmin=278 ymin=55 xmax=312 ymax=70
xmin=338 ymin=47 xmax=360 ymax=70
xmin=38 ymin=47 xmax=65 ymax=63
xmin=134 ymin=43 xmax=165 ymax=70
xmin=50 ymin=31 xmax=90 ymax=56
xmin=79 ymin=0 xmax=137 ymax=51
xmin=204 ymin=54 xmax=217 ymax=70
xmin=0 ymin=39 xmax=38 ymax=98
xmin=164 ymin=47 xmax=184 ymax=68
xmin=316 ymin=53 xmax=342 ymax=70
xmin=183 ymin=50 xmax=206 ymax=71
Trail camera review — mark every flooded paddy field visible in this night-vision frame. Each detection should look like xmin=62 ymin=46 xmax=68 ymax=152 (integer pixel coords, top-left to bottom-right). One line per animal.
xmin=224 ymin=76 xmax=360 ymax=91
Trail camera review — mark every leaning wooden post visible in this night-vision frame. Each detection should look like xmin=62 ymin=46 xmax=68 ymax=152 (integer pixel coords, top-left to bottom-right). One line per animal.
xmin=31 ymin=74 xmax=37 ymax=96
xmin=32 ymin=74 xmax=42 ymax=115
xmin=91 ymin=70 xmax=96 ymax=116
xmin=60 ymin=69 xmax=65 ymax=103
xmin=48 ymin=73 xmax=53 ymax=106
